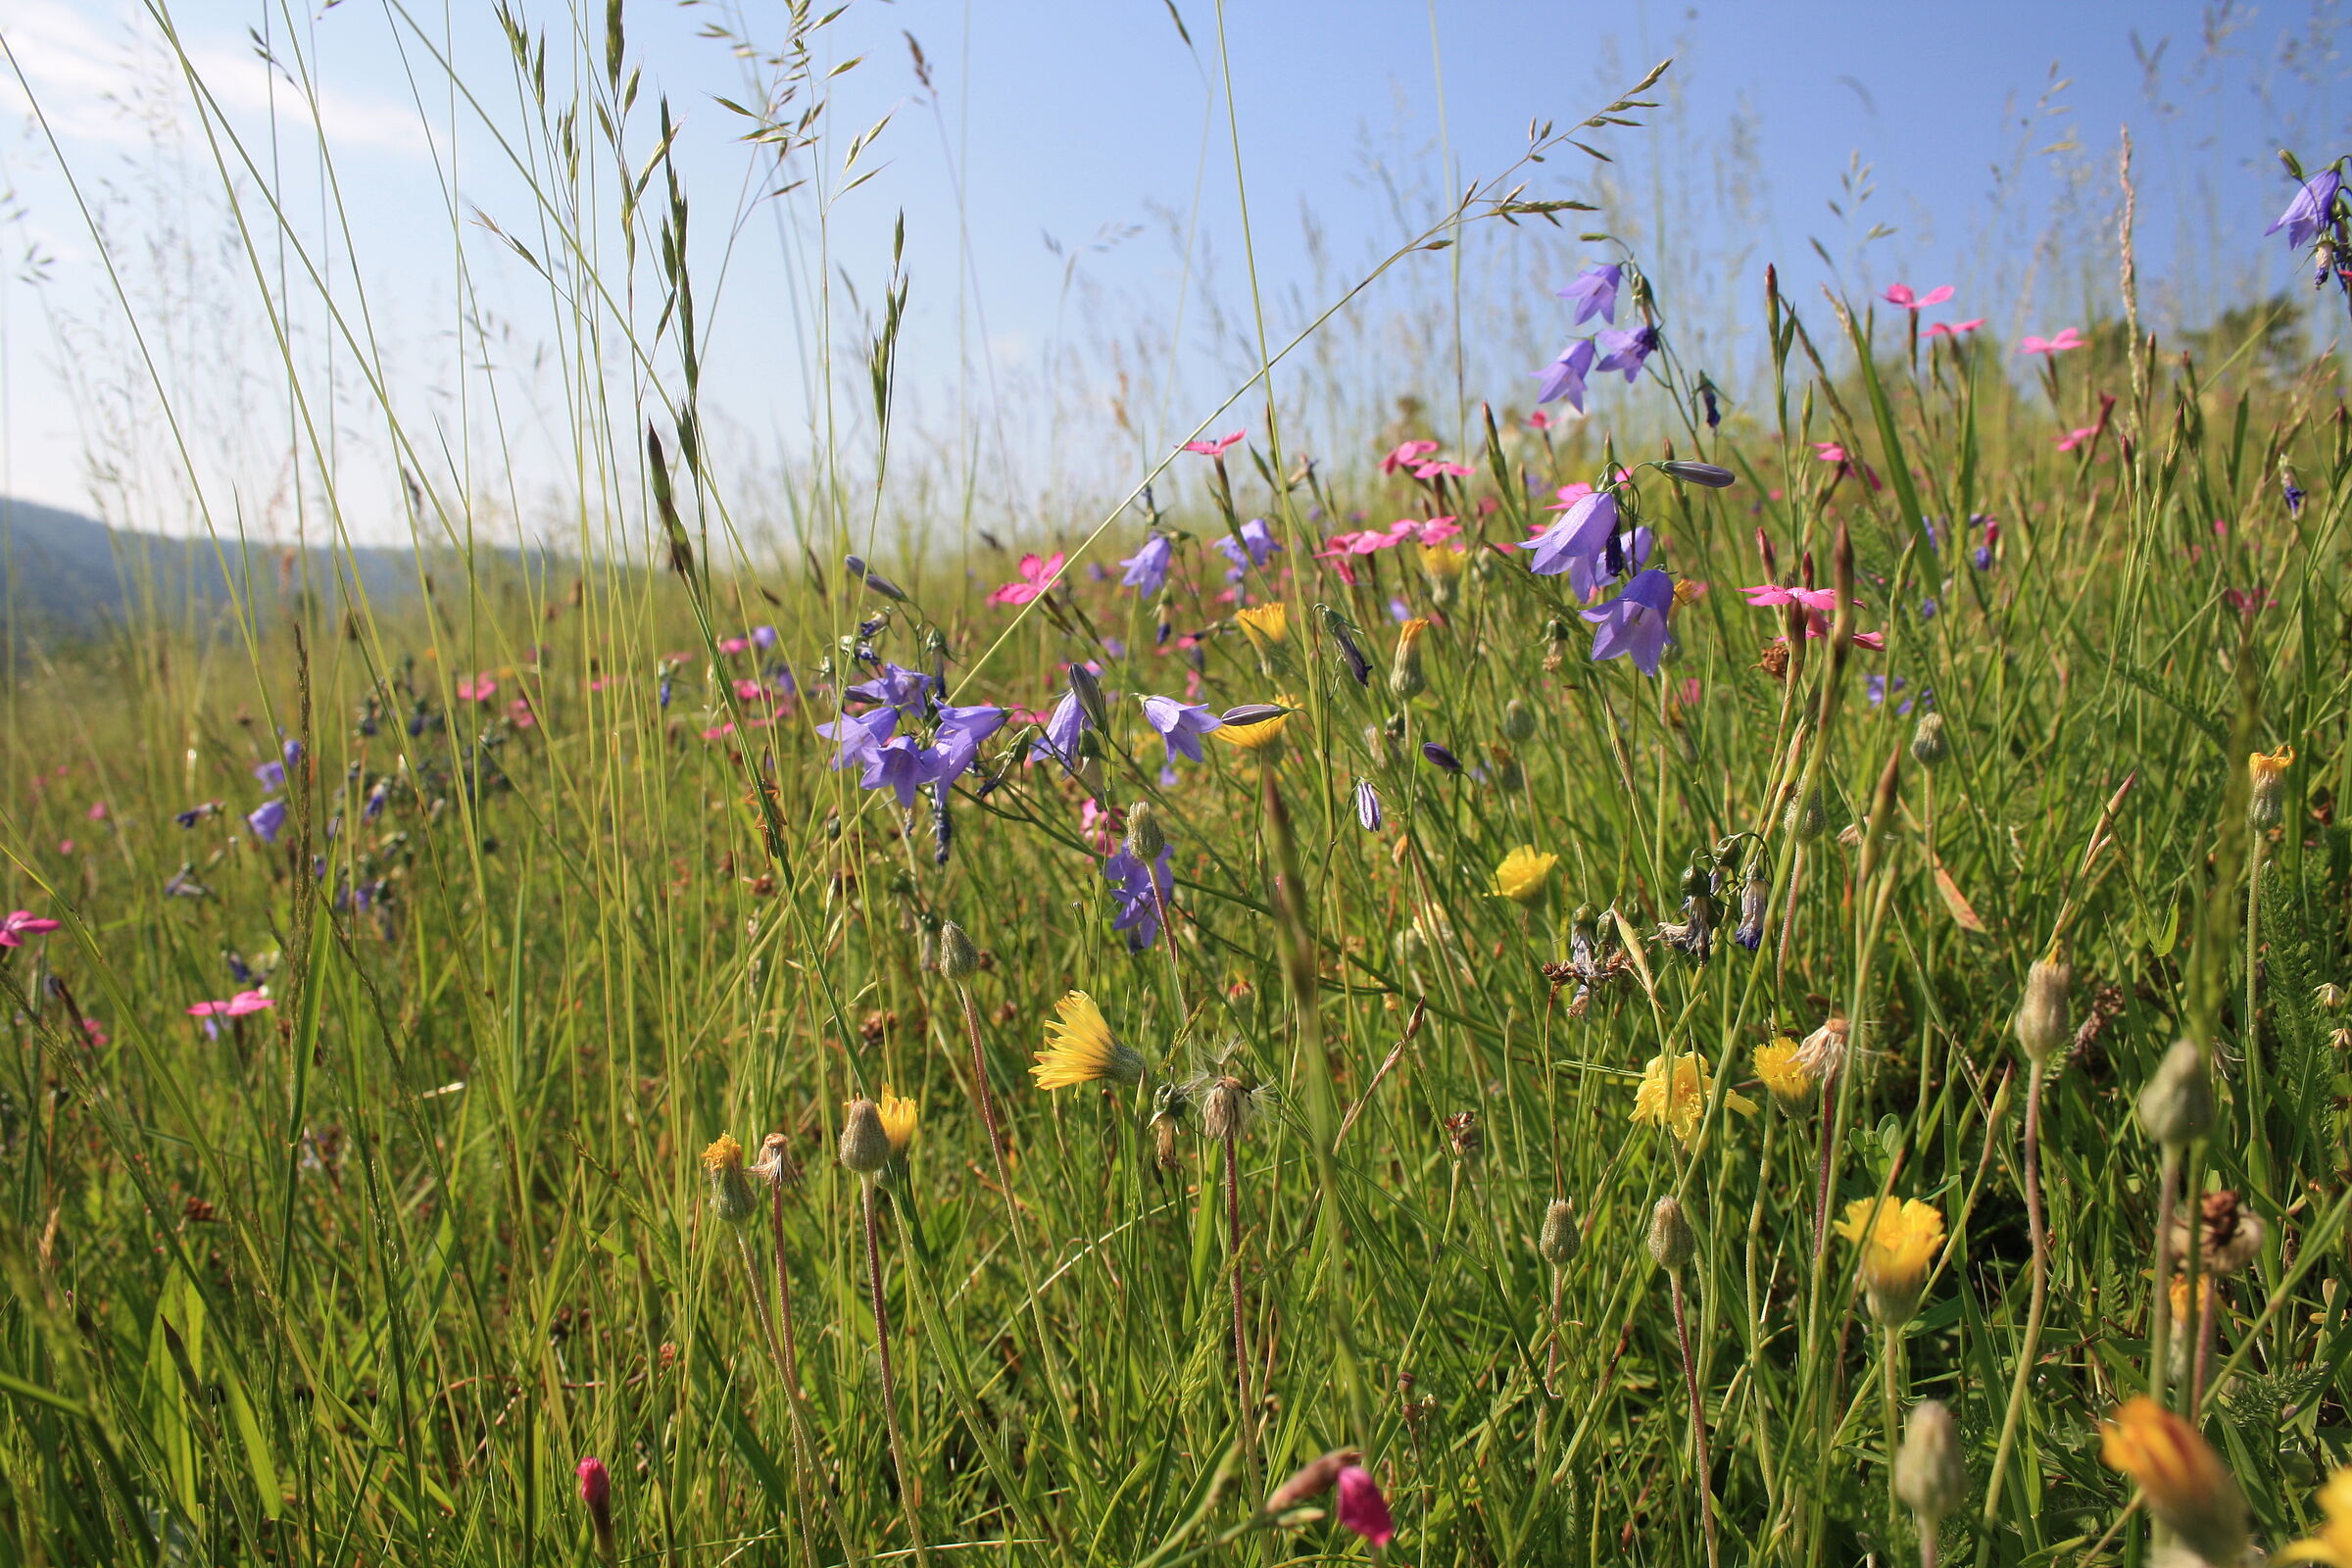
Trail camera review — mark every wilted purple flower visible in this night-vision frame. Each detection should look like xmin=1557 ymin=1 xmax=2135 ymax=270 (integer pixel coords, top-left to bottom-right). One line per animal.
xmin=1534 ymin=337 xmax=1596 ymax=411
xmin=1522 ymin=489 xmax=1619 ymax=579
xmin=1592 ymin=325 xmax=1659 ymax=383
xmin=1421 ymin=741 xmax=1463 ymax=774
xmin=364 ymin=779 xmax=391 ymax=820
xmin=2284 ymin=476 xmax=2308 ymax=516
xmin=174 ymin=801 xmax=220 ymax=828
xmin=1354 ymin=778 xmax=1382 ymax=831
xmin=1733 ymin=861 xmax=1769 ymax=952
xmin=1582 ymin=568 xmax=1676 ymax=675
xmin=253 ymin=760 xmax=286 ymax=791
xmin=1104 ymin=841 xmax=1174 ymax=951
xmin=859 ymin=736 xmax=936 ymax=808
xmin=247 ymin=799 xmax=288 ymax=844
xmin=1119 ymin=534 xmax=1173 ymax=597
xmin=1141 ymin=696 xmax=1223 ymax=762
xmin=1213 ymin=518 xmax=1282 ymax=573
xmin=1030 ymin=688 xmax=1088 ymax=764
xmin=1557 ymin=263 xmax=1623 ymax=324
xmin=817 ymin=706 xmax=898 ymax=769
xmin=164 ymin=864 xmax=208 ymax=899
xmin=282 ymin=738 xmax=304 ymax=766
xmin=2267 ymin=169 xmax=2343 ymax=250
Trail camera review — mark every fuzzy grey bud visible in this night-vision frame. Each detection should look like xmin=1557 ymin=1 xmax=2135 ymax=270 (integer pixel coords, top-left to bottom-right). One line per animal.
xmin=839 ymin=1099 xmax=893 ymax=1175
xmin=1909 ymin=710 xmax=1949 ymax=768
xmin=1893 ymin=1400 xmax=1968 ymax=1524
xmin=938 ymin=921 xmax=980 ymax=982
xmin=1539 ymin=1199 xmax=1581 ymax=1266
xmin=1646 ymin=1196 xmax=1695 ymax=1271
xmin=2015 ymin=956 xmax=2072 ymax=1066
xmin=2137 ymin=1039 xmax=2216 ymax=1150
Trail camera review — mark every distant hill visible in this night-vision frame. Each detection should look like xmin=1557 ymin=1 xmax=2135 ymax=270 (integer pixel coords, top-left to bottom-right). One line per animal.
xmin=0 ymin=498 xmax=447 ymax=641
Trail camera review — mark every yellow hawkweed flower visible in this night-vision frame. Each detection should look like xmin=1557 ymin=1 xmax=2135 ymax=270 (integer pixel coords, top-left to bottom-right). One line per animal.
xmin=1032 ymin=991 xmax=1147 ymax=1090
xmin=1417 ymin=542 xmax=1467 ymax=579
xmin=2279 ymin=1468 xmax=2352 ymax=1565
xmin=702 ymin=1133 xmax=759 ymax=1223
xmin=1752 ymin=1037 xmax=1816 ymax=1103
xmin=1216 ymin=693 xmax=1297 ymax=758
xmin=1836 ymin=1196 xmax=1946 ymax=1324
xmin=1235 ymin=602 xmax=1290 ymax=647
xmin=875 ymin=1088 xmax=918 ymax=1154
xmin=701 ymin=1133 xmax=744 ymax=1172
xmin=1491 ymin=845 xmax=1558 ymax=906
xmin=1630 ymin=1051 xmax=1756 ymax=1145
xmin=2099 ymin=1396 xmax=2248 ymax=1567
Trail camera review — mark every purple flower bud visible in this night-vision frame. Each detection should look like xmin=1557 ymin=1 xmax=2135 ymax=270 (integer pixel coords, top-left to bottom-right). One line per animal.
xmin=1421 ymin=741 xmax=1462 ymax=774
xmin=1353 ymin=778 xmax=1383 ymax=831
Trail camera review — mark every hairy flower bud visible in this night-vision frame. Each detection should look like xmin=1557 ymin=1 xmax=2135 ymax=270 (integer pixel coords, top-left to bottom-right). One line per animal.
xmin=938 ymin=920 xmax=980 ymax=982
xmin=1539 ymin=1199 xmax=1581 ymax=1266
xmin=1909 ymin=710 xmax=1949 ymax=768
xmin=1894 ymin=1400 xmax=1968 ymax=1525
xmin=2137 ymin=1039 xmax=2215 ymax=1150
xmin=2248 ymin=745 xmax=2293 ymax=828
xmin=1124 ymin=801 xmax=1167 ymax=862
xmin=1786 ymin=787 xmax=1829 ymax=842
xmin=1646 ymin=1195 xmax=1694 ymax=1271
xmin=839 ymin=1099 xmax=893 ymax=1176
xmin=2015 ymin=956 xmax=2073 ymax=1066
xmin=1500 ymin=697 xmax=1536 ymax=742
xmin=1390 ymin=618 xmax=1431 ymax=702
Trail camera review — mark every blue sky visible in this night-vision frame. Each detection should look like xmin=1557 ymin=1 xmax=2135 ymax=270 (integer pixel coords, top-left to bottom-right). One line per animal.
xmin=0 ymin=0 xmax=2340 ymax=540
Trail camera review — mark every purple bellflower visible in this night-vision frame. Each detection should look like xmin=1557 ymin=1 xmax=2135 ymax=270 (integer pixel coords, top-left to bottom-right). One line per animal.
xmin=1534 ymin=338 xmax=1596 ymax=411
xmin=817 ymin=706 xmax=898 ymax=769
xmin=1583 ymin=568 xmax=1676 ymax=675
xmin=848 ymin=662 xmax=933 ymax=720
xmin=253 ymin=760 xmax=286 ymax=791
xmin=1557 ymin=263 xmax=1623 ymax=324
xmin=2268 ymin=169 xmax=2343 ymax=250
xmin=860 ymin=737 xmax=936 ymax=808
xmin=1119 ymin=534 xmax=1173 ymax=597
xmin=1030 ymin=688 xmax=1088 ymax=764
xmin=930 ymin=704 xmax=1006 ymax=783
xmin=1141 ymin=696 xmax=1223 ymax=762
xmin=247 ymin=799 xmax=288 ymax=844
xmin=1592 ymin=325 xmax=1660 ymax=383
xmin=1104 ymin=841 xmax=1174 ymax=951
xmin=1212 ymin=518 xmax=1282 ymax=575
xmin=1521 ymin=489 xmax=1619 ymax=579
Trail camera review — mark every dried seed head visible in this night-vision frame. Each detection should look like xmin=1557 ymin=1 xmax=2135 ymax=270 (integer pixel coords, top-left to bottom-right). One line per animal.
xmin=938 ymin=920 xmax=981 ymax=982
xmin=1646 ymin=1195 xmax=1695 ymax=1271
xmin=1444 ymin=1110 xmax=1483 ymax=1163
xmin=2136 ymin=1039 xmax=2215 ymax=1150
xmin=2015 ymin=956 xmax=2073 ymax=1066
xmin=1201 ymin=1075 xmax=1250 ymax=1142
xmin=749 ymin=1131 xmax=792 ymax=1189
xmin=1893 ymin=1399 xmax=1968 ymax=1525
xmin=2175 ymin=1189 xmax=2266 ymax=1277
xmin=838 ymin=1098 xmax=893 ymax=1175
xmin=1539 ymin=1199 xmax=1581 ymax=1266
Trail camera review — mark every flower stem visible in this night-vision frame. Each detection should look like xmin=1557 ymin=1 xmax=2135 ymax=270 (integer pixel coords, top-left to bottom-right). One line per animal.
xmin=1224 ymin=1129 xmax=1256 ymax=1490
xmin=1980 ymin=1058 xmax=2048 ymax=1552
xmin=860 ymin=1178 xmax=928 ymax=1567
xmin=2149 ymin=1143 xmax=2182 ymax=1411
xmin=1668 ymin=1270 xmax=1720 ymax=1568
xmin=735 ymin=1234 xmax=830 ymax=1568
